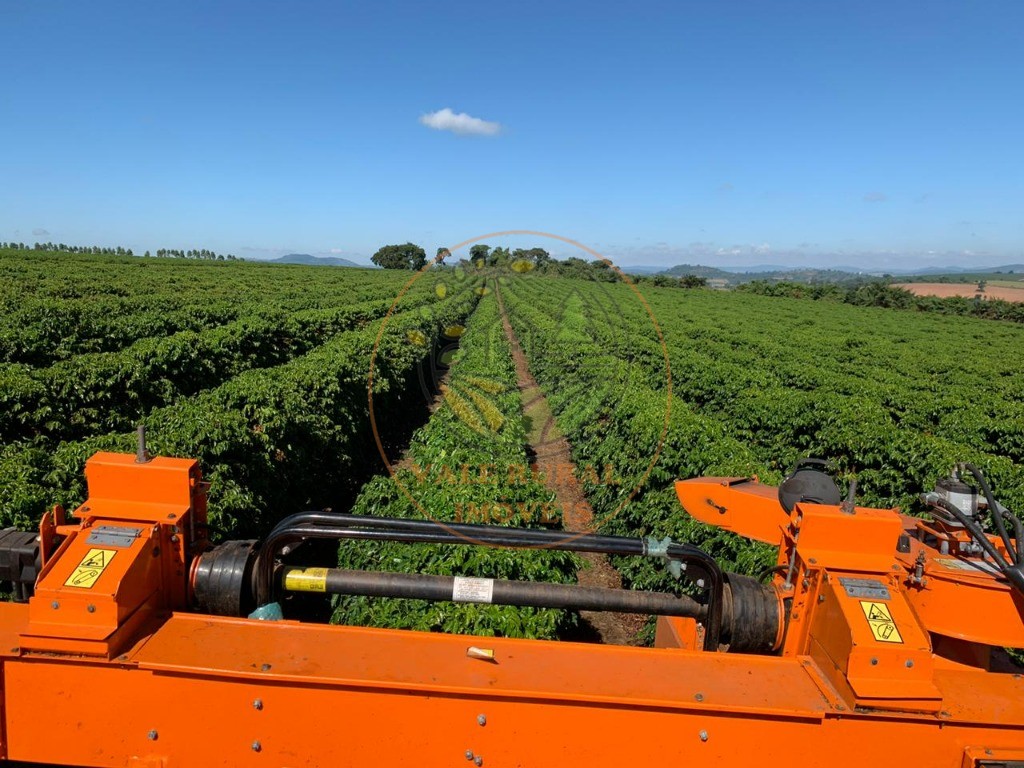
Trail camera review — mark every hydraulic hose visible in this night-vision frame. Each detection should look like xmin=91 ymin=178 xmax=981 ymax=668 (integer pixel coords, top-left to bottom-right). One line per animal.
xmin=930 ymin=497 xmax=1010 ymax=570
xmin=959 ymin=463 xmax=1018 ymax=565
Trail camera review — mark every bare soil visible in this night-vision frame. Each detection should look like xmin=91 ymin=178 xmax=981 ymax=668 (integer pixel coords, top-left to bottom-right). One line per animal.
xmin=495 ymin=286 xmax=645 ymax=646
xmin=894 ymin=283 xmax=1024 ymax=303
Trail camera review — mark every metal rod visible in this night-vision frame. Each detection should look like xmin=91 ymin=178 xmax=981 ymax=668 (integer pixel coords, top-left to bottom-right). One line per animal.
xmin=283 ymin=566 xmax=707 ymax=618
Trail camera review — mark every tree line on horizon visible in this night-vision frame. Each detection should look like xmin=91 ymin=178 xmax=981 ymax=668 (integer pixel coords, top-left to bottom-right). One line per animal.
xmin=0 ymin=242 xmax=239 ymax=261
xmin=370 ymin=241 xmax=707 ymax=287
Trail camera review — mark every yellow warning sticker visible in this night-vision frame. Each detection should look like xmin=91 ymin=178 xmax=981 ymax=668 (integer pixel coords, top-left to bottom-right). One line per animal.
xmin=284 ymin=567 xmax=328 ymax=593
xmin=64 ymin=548 xmax=116 ymax=589
xmin=860 ymin=601 xmax=903 ymax=643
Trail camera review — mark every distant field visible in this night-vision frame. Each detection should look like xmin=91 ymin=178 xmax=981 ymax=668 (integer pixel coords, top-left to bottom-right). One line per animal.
xmin=895 ymin=282 xmax=1024 ymax=302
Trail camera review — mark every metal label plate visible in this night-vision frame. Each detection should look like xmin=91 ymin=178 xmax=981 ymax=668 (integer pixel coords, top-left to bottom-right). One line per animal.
xmin=839 ymin=577 xmax=891 ymax=600
xmin=86 ymin=525 xmax=143 ymax=548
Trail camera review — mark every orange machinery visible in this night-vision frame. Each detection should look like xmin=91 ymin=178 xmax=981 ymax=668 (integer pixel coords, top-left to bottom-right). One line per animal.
xmin=1 ymin=449 xmax=1024 ymax=767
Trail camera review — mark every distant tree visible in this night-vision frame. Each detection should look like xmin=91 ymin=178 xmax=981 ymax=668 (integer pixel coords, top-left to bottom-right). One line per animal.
xmin=489 ymin=246 xmax=511 ymax=266
xmin=435 ymin=247 xmax=451 ymax=263
xmin=977 ymin=279 xmax=988 ymax=292
xmin=372 ymin=242 xmax=427 ymax=270
xmin=469 ymin=244 xmax=491 ymax=266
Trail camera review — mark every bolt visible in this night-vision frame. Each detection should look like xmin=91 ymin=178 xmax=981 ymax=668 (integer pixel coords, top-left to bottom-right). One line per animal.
xmin=801 ymin=579 xmax=809 ymax=589
xmin=905 ymin=660 xmax=914 ymax=668
xmin=261 ymin=663 xmax=272 ymax=671
xmin=87 ymin=604 xmax=96 ymax=613
xmin=147 ymin=730 xmax=158 ymax=741
xmin=170 ymin=534 xmax=180 ymax=544
xmin=809 ymin=558 xmax=817 ymax=564
xmin=699 ymin=730 xmax=708 ymax=742
xmin=817 ymin=594 xmax=825 ymax=603
xmin=694 ymin=692 xmax=704 ymax=702
xmin=474 ymin=757 xmax=483 ymax=767
xmin=696 ymin=578 xmax=705 ymax=588
xmin=253 ymin=699 xmax=263 ymax=710
xmin=252 ymin=741 xmax=262 ymax=753
xmin=167 ymin=513 xmax=176 ymax=519
xmin=870 ymin=658 xmax=878 ymax=666
xmin=50 ymin=601 xmax=59 ymax=610
xmin=465 ymin=751 xmax=474 ymax=761
xmin=477 ymin=714 xmax=486 ymax=726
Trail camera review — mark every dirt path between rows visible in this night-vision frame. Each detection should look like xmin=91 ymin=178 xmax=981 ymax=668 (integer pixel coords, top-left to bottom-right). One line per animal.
xmin=494 ymin=286 xmax=644 ymax=645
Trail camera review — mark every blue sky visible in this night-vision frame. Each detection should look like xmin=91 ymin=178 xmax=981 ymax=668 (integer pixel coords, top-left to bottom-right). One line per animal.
xmin=2 ymin=1 xmax=1022 ymax=270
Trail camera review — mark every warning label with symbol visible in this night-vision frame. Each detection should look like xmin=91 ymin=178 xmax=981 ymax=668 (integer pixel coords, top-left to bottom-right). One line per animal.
xmin=860 ymin=601 xmax=903 ymax=644
xmin=64 ymin=548 xmax=116 ymax=589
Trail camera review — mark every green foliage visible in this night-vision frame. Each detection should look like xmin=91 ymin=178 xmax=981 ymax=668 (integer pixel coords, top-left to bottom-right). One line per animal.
xmin=0 ymin=250 xmax=479 ymax=537
xmin=501 ymin=274 xmax=1024 ymax=599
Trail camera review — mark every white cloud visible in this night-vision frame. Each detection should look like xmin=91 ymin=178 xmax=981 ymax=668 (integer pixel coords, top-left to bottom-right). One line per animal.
xmin=419 ymin=108 xmax=501 ymax=136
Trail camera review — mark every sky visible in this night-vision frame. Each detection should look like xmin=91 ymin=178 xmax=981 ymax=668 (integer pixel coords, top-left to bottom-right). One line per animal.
xmin=1 ymin=0 xmax=1022 ymax=271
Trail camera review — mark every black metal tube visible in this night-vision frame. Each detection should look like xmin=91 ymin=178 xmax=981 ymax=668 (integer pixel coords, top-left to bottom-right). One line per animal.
xmin=284 ymin=566 xmax=707 ymax=618
xmin=1004 ymin=509 xmax=1024 ymax=564
xmin=960 ymin=462 xmax=1017 ymax=565
xmin=253 ymin=513 xmax=725 ymax=650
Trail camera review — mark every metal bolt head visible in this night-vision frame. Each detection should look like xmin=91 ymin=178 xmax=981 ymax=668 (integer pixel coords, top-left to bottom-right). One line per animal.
xmin=694 ymin=692 xmax=704 ymax=702
xmin=465 ymin=750 xmax=474 ymax=761
xmin=905 ymin=659 xmax=914 ymax=668
xmin=477 ymin=714 xmax=486 ymax=726
xmin=817 ymin=594 xmax=825 ymax=603
xmin=699 ymin=730 xmax=709 ymax=742
xmin=87 ymin=604 xmax=96 ymax=613
xmin=474 ymin=757 xmax=483 ymax=767
xmin=253 ymin=699 xmax=263 ymax=710
xmin=870 ymin=657 xmax=878 ymax=666
xmin=252 ymin=741 xmax=262 ymax=753
xmin=147 ymin=729 xmax=158 ymax=741
xmin=50 ymin=601 xmax=59 ymax=610
xmin=261 ymin=663 xmax=272 ymax=671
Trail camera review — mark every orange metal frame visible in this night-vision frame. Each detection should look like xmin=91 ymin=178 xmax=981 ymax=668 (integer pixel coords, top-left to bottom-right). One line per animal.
xmin=0 ymin=457 xmax=1021 ymax=766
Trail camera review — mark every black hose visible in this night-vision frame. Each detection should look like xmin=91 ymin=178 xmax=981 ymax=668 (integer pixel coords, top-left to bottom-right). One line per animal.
xmin=959 ymin=463 xmax=1017 ymax=565
xmin=1003 ymin=509 xmax=1024 ymax=564
xmin=931 ymin=498 xmax=1010 ymax=569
